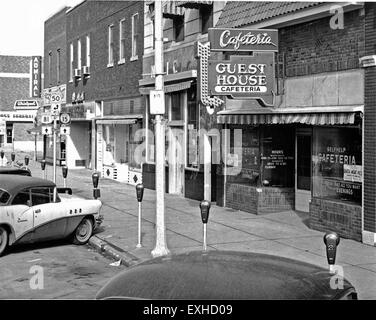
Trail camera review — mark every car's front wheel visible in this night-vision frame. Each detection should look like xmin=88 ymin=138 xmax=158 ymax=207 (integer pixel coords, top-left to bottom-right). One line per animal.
xmin=0 ymin=226 xmax=8 ymax=256
xmin=72 ymin=218 xmax=93 ymax=245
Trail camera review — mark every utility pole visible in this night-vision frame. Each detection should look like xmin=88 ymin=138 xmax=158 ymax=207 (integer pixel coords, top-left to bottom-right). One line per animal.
xmin=151 ymin=0 xmax=170 ymax=258
xmin=53 ymin=118 xmax=57 ymax=183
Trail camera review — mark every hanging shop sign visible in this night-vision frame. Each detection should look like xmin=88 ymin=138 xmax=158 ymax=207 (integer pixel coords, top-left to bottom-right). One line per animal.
xmin=208 ymin=52 xmax=275 ymax=106
xmin=31 ymin=56 xmax=42 ymax=98
xmin=0 ymin=111 xmax=37 ymax=122
xmin=208 ymin=28 xmax=278 ymax=52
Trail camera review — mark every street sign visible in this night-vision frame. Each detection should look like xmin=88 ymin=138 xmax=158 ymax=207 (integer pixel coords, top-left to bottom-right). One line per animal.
xmin=50 ymin=92 xmax=62 ymax=104
xmin=149 ymin=90 xmax=165 ymax=115
xmin=60 ymin=126 xmax=71 ymax=135
xmin=41 ymin=113 xmax=53 ymax=124
xmin=59 ymin=113 xmax=71 ymax=125
xmin=41 ymin=125 xmax=52 ymax=135
xmin=51 ymin=103 xmax=61 ymax=116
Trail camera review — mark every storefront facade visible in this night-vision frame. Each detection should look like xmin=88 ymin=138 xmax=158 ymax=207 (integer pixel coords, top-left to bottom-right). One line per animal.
xmin=213 ymin=2 xmax=366 ymax=242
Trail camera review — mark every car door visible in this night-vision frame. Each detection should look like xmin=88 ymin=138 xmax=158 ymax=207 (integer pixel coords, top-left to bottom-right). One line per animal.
xmin=31 ymin=187 xmax=67 ymax=242
xmin=8 ymin=188 xmax=34 ymax=243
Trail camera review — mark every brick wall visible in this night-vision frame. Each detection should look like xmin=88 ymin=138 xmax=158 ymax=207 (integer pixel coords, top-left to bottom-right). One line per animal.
xmin=363 ymin=2 xmax=376 ymax=234
xmin=0 ymin=77 xmax=30 ymax=112
xmin=279 ymin=9 xmax=365 ymax=77
xmin=66 ymin=1 xmax=144 ymax=103
xmin=310 ymin=198 xmax=362 ymax=241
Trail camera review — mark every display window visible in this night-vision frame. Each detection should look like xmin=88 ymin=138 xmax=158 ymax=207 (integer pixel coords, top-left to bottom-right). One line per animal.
xmin=312 ymin=127 xmax=362 ymax=205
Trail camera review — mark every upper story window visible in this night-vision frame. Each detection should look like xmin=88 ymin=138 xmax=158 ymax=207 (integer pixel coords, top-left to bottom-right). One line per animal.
xmin=77 ymin=38 xmax=82 ymax=70
xmin=86 ymin=35 xmax=90 ymax=67
xmin=173 ymin=15 xmax=184 ymax=42
xmin=69 ymin=43 xmax=74 ymax=82
xmin=119 ymin=19 xmax=126 ymax=63
xmin=108 ymin=24 xmax=114 ymax=67
xmin=131 ymin=13 xmax=139 ymax=60
xmin=200 ymin=5 xmax=213 ymax=34
xmin=56 ymin=49 xmax=61 ymax=84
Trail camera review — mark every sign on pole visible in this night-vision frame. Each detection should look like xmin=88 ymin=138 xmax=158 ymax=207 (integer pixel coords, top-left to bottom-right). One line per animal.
xmin=149 ymin=90 xmax=165 ymax=115
xmin=41 ymin=126 xmax=52 ymax=135
xmin=41 ymin=113 xmax=53 ymax=124
xmin=51 ymin=103 xmax=61 ymax=116
xmin=59 ymin=113 xmax=71 ymax=125
xmin=60 ymin=126 xmax=71 ymax=135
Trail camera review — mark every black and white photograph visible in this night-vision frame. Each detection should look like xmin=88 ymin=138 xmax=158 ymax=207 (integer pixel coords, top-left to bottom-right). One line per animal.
xmin=0 ymin=0 xmax=375 ymax=308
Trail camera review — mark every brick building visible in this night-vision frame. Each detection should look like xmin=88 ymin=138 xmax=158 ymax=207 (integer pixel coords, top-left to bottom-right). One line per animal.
xmin=0 ymin=55 xmax=43 ymax=153
xmin=44 ymin=0 xmax=144 ymax=185
xmin=213 ymin=1 xmax=369 ymax=244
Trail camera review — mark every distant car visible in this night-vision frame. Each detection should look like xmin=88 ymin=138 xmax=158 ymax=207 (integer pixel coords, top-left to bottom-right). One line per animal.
xmin=0 ymin=167 xmax=31 ymax=176
xmin=96 ymin=250 xmax=358 ymax=300
xmin=0 ymin=175 xmax=103 ymax=256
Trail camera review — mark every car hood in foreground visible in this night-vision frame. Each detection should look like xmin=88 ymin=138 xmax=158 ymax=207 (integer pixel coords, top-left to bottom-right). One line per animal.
xmin=96 ymin=250 xmax=356 ymax=300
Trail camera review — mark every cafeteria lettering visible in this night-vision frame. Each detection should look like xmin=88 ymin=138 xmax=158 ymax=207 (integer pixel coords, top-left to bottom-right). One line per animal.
xmin=318 ymin=153 xmax=356 ymax=165
xmin=219 ymin=30 xmax=277 ymax=51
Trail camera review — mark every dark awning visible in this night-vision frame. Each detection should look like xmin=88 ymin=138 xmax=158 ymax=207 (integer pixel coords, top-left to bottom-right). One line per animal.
xmin=217 ymin=105 xmax=363 ymax=125
xmin=176 ymin=1 xmax=212 ymax=9
xmin=139 ymin=81 xmax=192 ymax=95
xmin=163 ymin=1 xmax=184 ymax=19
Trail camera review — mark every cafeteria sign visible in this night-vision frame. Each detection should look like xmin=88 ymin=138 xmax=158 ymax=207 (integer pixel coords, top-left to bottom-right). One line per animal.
xmin=208 ymin=52 xmax=275 ymax=106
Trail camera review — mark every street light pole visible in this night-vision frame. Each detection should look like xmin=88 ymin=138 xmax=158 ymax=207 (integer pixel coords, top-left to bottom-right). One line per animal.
xmin=53 ymin=118 xmax=57 ymax=183
xmin=151 ymin=0 xmax=170 ymax=258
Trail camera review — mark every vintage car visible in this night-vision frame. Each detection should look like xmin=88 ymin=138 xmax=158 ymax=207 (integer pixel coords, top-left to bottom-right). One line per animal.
xmin=0 ymin=175 xmax=103 ymax=256
xmin=96 ymin=250 xmax=358 ymax=300
xmin=0 ymin=167 xmax=32 ymax=176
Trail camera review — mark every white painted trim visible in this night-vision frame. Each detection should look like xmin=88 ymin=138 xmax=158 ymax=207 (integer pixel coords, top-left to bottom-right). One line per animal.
xmin=0 ymin=72 xmax=30 ymax=78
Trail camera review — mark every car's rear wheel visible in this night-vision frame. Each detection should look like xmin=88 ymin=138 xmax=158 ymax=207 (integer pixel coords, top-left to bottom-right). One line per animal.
xmin=0 ymin=226 xmax=8 ymax=256
xmin=72 ymin=218 xmax=93 ymax=245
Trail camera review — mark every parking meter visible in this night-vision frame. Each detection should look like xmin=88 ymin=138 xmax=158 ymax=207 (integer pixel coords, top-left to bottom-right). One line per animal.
xmin=92 ymin=172 xmax=101 ymax=199
xmin=200 ymin=200 xmax=211 ymax=224
xmin=41 ymin=159 xmax=47 ymax=179
xmin=24 ymin=155 xmax=30 ymax=166
xmin=0 ymin=150 xmax=4 ymax=159
xmin=324 ymin=232 xmax=340 ymax=266
xmin=11 ymin=152 xmax=15 ymax=166
xmin=62 ymin=166 xmax=68 ymax=187
xmin=200 ymin=200 xmax=211 ymax=251
xmin=136 ymin=184 xmax=144 ymax=248
xmin=136 ymin=184 xmax=144 ymax=202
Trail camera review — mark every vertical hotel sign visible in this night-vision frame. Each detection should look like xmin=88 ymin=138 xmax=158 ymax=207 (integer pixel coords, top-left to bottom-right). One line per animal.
xmin=31 ymin=56 xmax=42 ymax=98
xmin=206 ymin=28 xmax=278 ymax=107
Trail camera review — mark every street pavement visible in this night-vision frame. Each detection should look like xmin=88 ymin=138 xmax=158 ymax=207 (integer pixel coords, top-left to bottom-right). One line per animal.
xmin=7 ymin=149 xmax=376 ymax=300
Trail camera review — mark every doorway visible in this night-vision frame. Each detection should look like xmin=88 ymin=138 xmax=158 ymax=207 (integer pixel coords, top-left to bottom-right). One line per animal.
xmin=295 ymin=129 xmax=312 ymax=212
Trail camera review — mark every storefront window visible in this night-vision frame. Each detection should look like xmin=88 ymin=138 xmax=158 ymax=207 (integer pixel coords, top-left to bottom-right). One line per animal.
xmin=226 ymin=126 xmax=260 ymax=186
xmin=260 ymin=126 xmax=294 ymax=187
xmin=170 ymin=92 xmax=184 ymax=121
xmin=312 ymin=127 xmax=362 ymax=205
xmin=186 ymin=85 xmax=199 ymax=169
xmin=128 ymin=122 xmax=142 ymax=169
xmin=103 ymin=125 xmax=115 ymax=166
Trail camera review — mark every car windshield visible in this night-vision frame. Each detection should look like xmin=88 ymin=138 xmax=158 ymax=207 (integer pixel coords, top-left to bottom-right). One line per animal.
xmin=0 ymin=189 xmax=10 ymax=205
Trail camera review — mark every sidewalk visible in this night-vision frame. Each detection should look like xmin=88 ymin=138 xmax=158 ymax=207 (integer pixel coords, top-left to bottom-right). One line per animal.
xmin=18 ymin=155 xmax=376 ymax=300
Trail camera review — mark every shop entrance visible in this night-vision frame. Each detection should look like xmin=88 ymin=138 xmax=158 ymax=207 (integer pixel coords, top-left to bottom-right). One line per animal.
xmin=168 ymin=127 xmax=184 ymax=195
xmin=295 ymin=129 xmax=312 ymax=212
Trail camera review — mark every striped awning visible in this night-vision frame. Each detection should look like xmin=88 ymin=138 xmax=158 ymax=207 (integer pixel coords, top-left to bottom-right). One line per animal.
xmin=96 ymin=119 xmax=137 ymax=125
xmin=139 ymin=81 xmax=192 ymax=95
xmin=163 ymin=1 xmax=184 ymax=18
xmin=217 ymin=112 xmax=359 ymax=125
xmin=176 ymin=1 xmax=213 ymax=9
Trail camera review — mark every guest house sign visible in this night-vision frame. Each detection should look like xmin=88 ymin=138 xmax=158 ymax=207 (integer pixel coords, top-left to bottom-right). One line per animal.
xmin=198 ymin=27 xmax=278 ymax=109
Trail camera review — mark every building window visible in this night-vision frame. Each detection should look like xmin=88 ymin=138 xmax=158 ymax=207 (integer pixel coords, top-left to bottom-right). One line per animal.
xmin=48 ymin=51 xmax=52 ymax=85
xmin=170 ymin=92 xmax=184 ymax=121
xmin=77 ymin=38 xmax=82 ymax=70
xmin=200 ymin=5 xmax=213 ymax=34
xmin=119 ymin=19 xmax=126 ymax=63
xmin=312 ymin=127 xmax=362 ymax=205
xmin=173 ymin=15 xmax=184 ymax=42
xmin=86 ymin=35 xmax=90 ymax=67
xmin=108 ymin=24 xmax=114 ymax=66
xmin=56 ymin=49 xmax=61 ymax=84
xmin=69 ymin=43 xmax=74 ymax=82
xmin=131 ymin=13 xmax=139 ymax=60
xmin=186 ymin=84 xmax=199 ymax=169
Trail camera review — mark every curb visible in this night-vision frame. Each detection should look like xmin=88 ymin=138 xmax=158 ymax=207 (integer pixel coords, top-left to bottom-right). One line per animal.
xmin=88 ymin=235 xmax=140 ymax=267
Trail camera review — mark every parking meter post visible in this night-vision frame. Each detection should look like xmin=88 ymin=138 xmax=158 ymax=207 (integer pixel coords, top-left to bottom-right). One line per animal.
xmin=62 ymin=166 xmax=68 ymax=188
xmin=11 ymin=152 xmax=15 ymax=167
xmin=0 ymin=150 xmax=4 ymax=166
xmin=41 ymin=159 xmax=47 ymax=179
xmin=200 ymin=200 xmax=211 ymax=251
xmin=92 ymin=172 xmax=100 ymax=199
xmin=136 ymin=184 xmax=144 ymax=248
xmin=324 ymin=232 xmax=340 ymax=272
